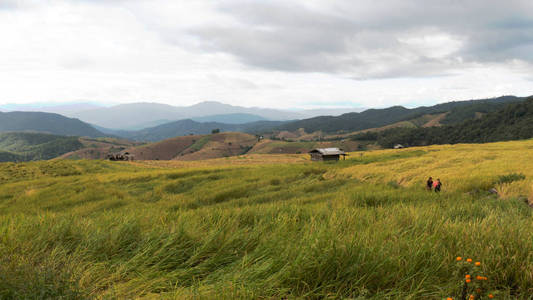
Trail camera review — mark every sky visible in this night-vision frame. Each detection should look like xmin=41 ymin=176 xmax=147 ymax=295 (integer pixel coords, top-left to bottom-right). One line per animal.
xmin=1 ymin=0 xmax=533 ymax=109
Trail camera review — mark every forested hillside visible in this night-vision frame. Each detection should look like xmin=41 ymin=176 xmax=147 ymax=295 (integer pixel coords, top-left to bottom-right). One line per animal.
xmin=278 ymin=96 xmax=527 ymax=133
xmin=0 ymin=111 xmax=105 ymax=137
xmin=119 ymin=119 xmax=285 ymax=142
xmin=0 ymin=132 xmax=83 ymax=162
xmin=352 ymin=97 xmax=533 ymax=147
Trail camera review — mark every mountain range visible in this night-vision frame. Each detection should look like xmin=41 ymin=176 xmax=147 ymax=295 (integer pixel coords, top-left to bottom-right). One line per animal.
xmin=0 ymin=95 xmax=531 ymax=162
xmin=1 ymin=101 xmax=364 ymax=130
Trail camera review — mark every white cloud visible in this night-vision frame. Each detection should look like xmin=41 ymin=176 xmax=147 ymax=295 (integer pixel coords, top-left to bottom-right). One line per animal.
xmin=0 ymin=0 xmax=532 ymax=109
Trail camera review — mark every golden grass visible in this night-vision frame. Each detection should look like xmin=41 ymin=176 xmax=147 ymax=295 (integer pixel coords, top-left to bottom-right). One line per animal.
xmin=338 ymin=139 xmax=533 ymax=198
xmin=1 ymin=139 xmax=532 ymax=299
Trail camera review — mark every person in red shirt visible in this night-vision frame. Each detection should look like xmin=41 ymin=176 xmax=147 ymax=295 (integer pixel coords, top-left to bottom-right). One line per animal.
xmin=433 ymin=179 xmax=442 ymax=193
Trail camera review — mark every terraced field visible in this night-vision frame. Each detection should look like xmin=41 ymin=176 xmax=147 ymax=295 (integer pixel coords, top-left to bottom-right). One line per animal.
xmin=1 ymin=140 xmax=532 ymax=299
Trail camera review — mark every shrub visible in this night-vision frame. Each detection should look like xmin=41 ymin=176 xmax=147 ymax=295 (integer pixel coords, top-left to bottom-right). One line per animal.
xmin=497 ymin=173 xmax=525 ymax=185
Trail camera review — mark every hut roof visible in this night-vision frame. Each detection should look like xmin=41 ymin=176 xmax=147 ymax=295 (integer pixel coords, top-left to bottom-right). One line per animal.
xmin=309 ymin=148 xmax=346 ymax=155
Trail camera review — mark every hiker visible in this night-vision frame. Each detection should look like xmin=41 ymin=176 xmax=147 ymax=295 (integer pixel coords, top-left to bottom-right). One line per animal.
xmin=426 ymin=177 xmax=433 ymax=191
xmin=433 ymin=179 xmax=442 ymax=193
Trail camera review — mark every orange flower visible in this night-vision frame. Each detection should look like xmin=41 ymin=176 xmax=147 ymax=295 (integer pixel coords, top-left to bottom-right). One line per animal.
xmin=467 ymin=258 xmax=473 ymax=262
xmin=447 ymin=298 xmax=453 ymax=300
xmin=475 ymin=261 xmax=481 ymax=266
xmin=476 ymin=275 xmax=483 ymax=280
xmin=469 ymin=295 xmax=475 ymax=300
xmin=456 ymin=257 xmax=462 ymax=261
xmin=466 ymin=279 xmax=471 ymax=283
xmin=476 ymin=288 xmax=481 ymax=293
xmin=488 ymin=294 xmax=494 ymax=299
xmin=465 ymin=274 xmax=471 ymax=279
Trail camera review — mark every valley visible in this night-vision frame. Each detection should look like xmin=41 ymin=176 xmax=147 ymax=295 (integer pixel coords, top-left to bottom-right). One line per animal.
xmin=0 ymin=96 xmax=531 ymax=164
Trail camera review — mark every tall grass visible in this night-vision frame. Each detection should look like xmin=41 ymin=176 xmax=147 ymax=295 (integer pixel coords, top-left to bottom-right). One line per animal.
xmin=1 ymin=140 xmax=533 ymax=299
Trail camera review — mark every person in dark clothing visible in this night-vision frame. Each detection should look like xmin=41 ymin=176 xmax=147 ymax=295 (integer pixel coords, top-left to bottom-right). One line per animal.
xmin=426 ymin=177 xmax=433 ymax=191
xmin=434 ymin=179 xmax=442 ymax=193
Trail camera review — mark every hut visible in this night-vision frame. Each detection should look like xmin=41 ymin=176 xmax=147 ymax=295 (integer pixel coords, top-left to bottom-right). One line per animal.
xmin=309 ymin=148 xmax=347 ymax=161
xmin=107 ymin=152 xmax=135 ymax=161
xmin=393 ymin=144 xmax=405 ymax=149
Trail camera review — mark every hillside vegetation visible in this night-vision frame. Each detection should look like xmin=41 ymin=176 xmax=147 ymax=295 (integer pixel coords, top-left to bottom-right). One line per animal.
xmin=0 ymin=132 xmax=83 ymax=162
xmin=278 ymin=95 xmax=527 ymax=134
xmin=1 ymin=140 xmax=532 ymax=298
xmin=353 ymin=97 xmax=533 ymax=148
xmin=59 ymin=137 xmax=142 ymax=160
xmin=117 ymin=119 xmax=285 ymax=142
xmin=0 ymin=111 xmax=106 ymax=137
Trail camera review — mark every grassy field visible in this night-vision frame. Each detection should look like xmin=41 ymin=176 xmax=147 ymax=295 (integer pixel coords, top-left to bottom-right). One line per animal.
xmin=1 ymin=140 xmax=532 ymax=299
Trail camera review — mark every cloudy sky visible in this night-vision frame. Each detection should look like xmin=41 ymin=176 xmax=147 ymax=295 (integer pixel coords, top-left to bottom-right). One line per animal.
xmin=1 ymin=0 xmax=532 ymax=109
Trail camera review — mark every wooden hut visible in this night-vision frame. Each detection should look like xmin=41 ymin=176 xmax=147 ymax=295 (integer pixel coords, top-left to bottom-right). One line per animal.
xmin=309 ymin=148 xmax=347 ymax=161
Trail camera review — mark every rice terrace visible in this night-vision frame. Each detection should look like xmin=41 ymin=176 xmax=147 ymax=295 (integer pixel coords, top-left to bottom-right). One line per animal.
xmin=1 ymin=139 xmax=533 ymax=299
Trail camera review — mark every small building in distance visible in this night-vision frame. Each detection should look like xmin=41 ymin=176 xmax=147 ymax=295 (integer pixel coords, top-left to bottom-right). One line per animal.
xmin=309 ymin=148 xmax=347 ymax=161
xmin=394 ymin=144 xmax=405 ymax=149
xmin=107 ymin=152 xmax=134 ymax=161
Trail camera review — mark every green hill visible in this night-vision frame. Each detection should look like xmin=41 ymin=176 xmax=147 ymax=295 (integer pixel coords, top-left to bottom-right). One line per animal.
xmin=352 ymin=97 xmax=533 ymax=147
xmin=277 ymin=96 xmax=528 ymax=133
xmin=119 ymin=119 xmax=284 ymax=142
xmin=0 ymin=132 xmax=84 ymax=162
xmin=0 ymin=111 xmax=106 ymax=137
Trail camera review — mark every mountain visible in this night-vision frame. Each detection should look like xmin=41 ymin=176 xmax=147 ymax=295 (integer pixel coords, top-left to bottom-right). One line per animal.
xmin=277 ymin=96 xmax=528 ymax=134
xmin=353 ymin=96 xmax=533 ymax=147
xmin=0 ymin=132 xmax=84 ymax=162
xmin=118 ymin=119 xmax=285 ymax=142
xmin=191 ymin=113 xmax=267 ymax=124
xmin=70 ymin=101 xmax=304 ymax=129
xmin=1 ymin=101 xmax=365 ymax=130
xmin=0 ymin=111 xmax=106 ymax=137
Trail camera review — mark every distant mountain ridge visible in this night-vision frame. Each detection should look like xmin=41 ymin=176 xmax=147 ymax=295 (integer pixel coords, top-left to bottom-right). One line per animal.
xmin=69 ymin=101 xmax=302 ymax=129
xmin=0 ymin=111 xmax=106 ymax=137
